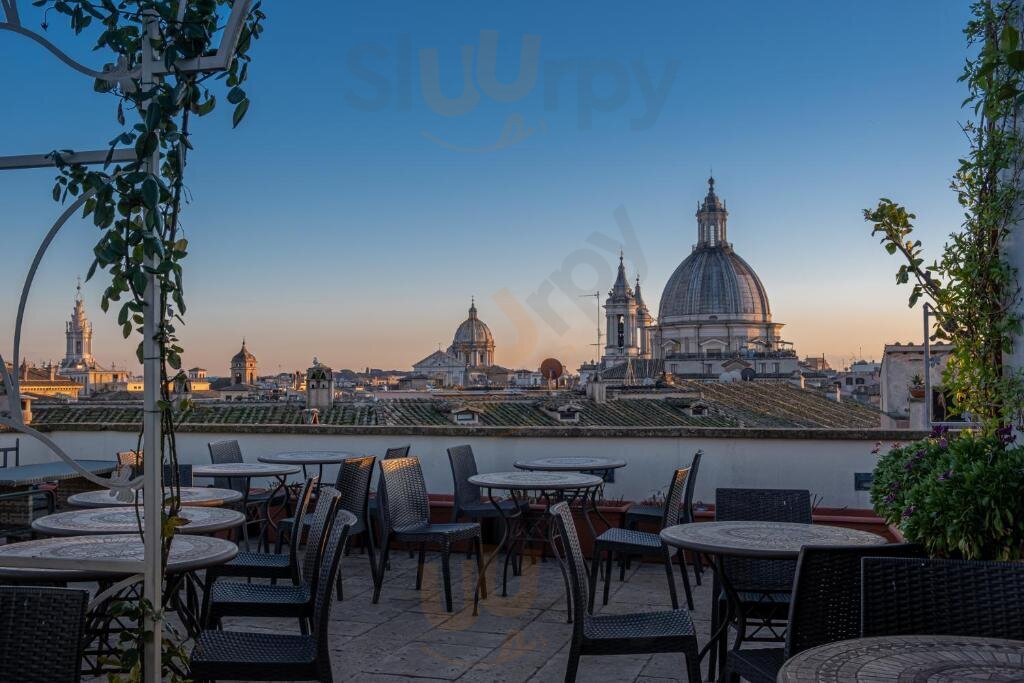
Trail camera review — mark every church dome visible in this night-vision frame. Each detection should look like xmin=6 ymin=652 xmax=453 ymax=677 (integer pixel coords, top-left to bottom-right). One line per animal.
xmin=453 ymin=300 xmax=494 ymax=346
xmin=658 ymin=177 xmax=772 ymax=322
xmin=659 ymin=247 xmax=771 ymax=320
xmin=232 ymin=340 xmax=256 ymax=364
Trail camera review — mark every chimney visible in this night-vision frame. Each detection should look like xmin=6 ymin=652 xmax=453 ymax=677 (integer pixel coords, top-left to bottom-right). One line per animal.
xmin=834 ymin=386 xmax=842 ymax=402
xmin=49 ymin=363 xmax=56 ymax=381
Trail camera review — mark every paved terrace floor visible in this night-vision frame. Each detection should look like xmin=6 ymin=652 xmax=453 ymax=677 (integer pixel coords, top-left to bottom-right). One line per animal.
xmin=175 ymin=550 xmax=719 ymax=683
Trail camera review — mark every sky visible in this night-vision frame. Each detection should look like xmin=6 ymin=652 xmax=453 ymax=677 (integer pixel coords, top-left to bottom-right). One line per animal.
xmin=0 ymin=2 xmax=974 ymax=376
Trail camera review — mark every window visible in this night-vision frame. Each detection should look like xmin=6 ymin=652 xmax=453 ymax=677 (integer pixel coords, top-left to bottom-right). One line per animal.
xmin=846 ymin=377 xmax=854 ymax=386
xmin=616 ymin=315 xmax=625 ymax=348
xmin=773 ymin=362 xmax=780 ymax=374
xmin=705 ymin=364 xmax=713 ymax=375
xmin=855 ymin=377 xmax=864 ymax=385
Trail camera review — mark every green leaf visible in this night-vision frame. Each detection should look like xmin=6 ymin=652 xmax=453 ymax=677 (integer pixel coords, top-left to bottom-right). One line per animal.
xmin=141 ymin=176 xmax=159 ymax=211
xmin=227 ymin=87 xmax=246 ymax=105
xmin=1001 ymin=25 xmax=1019 ymax=53
xmin=232 ymin=99 xmax=250 ymax=128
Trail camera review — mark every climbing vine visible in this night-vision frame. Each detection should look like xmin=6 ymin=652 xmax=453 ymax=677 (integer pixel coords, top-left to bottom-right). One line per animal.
xmin=35 ymin=0 xmax=265 ymax=679
xmin=865 ymin=0 xmax=1024 ymax=434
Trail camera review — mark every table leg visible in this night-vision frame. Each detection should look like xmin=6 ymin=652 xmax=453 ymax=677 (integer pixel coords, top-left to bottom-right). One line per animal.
xmin=258 ymin=474 xmax=292 ymax=553
xmin=474 ymin=486 xmax=516 ymax=615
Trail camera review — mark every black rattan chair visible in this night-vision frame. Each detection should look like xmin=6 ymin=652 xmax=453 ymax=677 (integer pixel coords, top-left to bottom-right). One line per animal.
xmin=189 ymin=508 xmax=356 ymax=683
xmin=373 ymin=456 xmax=484 ymax=612
xmin=549 ymin=502 xmax=700 ymax=683
xmin=277 ymin=457 xmax=377 ymax=600
xmin=711 ymin=488 xmax=811 ymax=677
xmin=208 ymin=439 xmax=288 ymax=549
xmin=625 ymin=450 xmax=703 ymax=585
xmin=202 ymin=476 xmax=318 ymax=619
xmin=0 ymin=438 xmax=19 ymax=467
xmin=203 ymin=487 xmax=343 ymax=632
xmin=861 ymin=556 xmax=1024 ymax=640
xmin=590 ymin=466 xmax=692 ymax=611
xmin=447 ymin=444 xmax=527 ymax=559
xmin=724 ymin=543 xmax=924 ymax=682
xmin=0 ymin=585 xmax=89 ymax=683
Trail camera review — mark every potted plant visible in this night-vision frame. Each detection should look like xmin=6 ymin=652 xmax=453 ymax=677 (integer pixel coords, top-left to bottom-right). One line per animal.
xmin=909 ymin=374 xmax=926 ymax=399
xmin=871 ymin=428 xmax=1024 ymax=560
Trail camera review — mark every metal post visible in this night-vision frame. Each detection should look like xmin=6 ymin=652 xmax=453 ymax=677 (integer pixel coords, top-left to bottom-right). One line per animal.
xmin=923 ymin=303 xmax=932 ymax=426
xmin=140 ymin=12 xmax=163 ymax=682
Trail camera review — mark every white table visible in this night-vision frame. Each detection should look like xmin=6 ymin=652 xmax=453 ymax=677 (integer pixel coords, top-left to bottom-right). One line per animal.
xmin=32 ymin=506 xmax=245 ymax=536
xmin=192 ymin=463 xmax=300 ymax=550
xmin=67 ymin=486 xmax=243 ymax=508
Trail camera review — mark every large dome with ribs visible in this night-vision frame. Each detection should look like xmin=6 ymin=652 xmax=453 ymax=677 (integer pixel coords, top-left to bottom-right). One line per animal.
xmin=658 ymin=177 xmax=772 ymax=322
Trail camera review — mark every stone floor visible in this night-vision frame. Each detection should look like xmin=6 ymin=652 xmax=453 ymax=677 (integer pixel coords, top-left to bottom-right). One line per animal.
xmin=212 ymin=548 xmax=719 ymax=683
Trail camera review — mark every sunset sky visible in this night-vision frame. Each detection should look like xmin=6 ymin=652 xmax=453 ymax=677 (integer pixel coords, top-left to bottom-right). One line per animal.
xmin=1 ymin=2 xmax=971 ymax=376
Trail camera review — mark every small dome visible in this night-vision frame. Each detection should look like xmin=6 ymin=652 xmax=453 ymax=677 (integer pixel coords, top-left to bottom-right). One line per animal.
xmin=232 ymin=340 xmax=256 ymax=364
xmin=453 ymin=300 xmax=494 ymax=346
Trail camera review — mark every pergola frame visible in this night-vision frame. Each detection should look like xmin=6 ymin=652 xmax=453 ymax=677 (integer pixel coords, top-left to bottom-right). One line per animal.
xmin=0 ymin=2 xmax=251 ymax=679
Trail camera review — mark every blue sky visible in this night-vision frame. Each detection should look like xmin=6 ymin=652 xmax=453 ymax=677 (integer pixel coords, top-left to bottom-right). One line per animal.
xmin=0 ymin=1 xmax=972 ymax=374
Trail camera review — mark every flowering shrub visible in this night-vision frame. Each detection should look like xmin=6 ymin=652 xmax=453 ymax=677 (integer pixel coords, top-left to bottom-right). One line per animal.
xmin=872 ymin=428 xmax=1024 ymax=560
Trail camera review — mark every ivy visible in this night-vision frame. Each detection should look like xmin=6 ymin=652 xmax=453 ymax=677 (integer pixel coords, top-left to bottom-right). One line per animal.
xmin=865 ymin=0 xmax=1024 ymax=434
xmin=35 ymin=1 xmax=265 ymax=679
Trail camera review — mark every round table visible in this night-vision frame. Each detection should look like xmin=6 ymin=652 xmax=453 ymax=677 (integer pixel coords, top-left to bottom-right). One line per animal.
xmin=467 ymin=471 xmax=604 ymax=616
xmin=32 ymin=506 xmax=245 ymax=536
xmin=660 ymin=521 xmax=887 ymax=675
xmin=0 ymin=533 xmax=238 ymax=657
xmin=192 ymin=463 xmax=300 ymax=550
xmin=67 ymin=486 xmax=243 ymax=508
xmin=0 ymin=533 xmax=237 ymax=581
xmin=514 ymin=458 xmax=627 ymax=531
xmin=778 ymin=635 xmax=1024 ymax=682
xmin=257 ymin=451 xmax=354 ymax=488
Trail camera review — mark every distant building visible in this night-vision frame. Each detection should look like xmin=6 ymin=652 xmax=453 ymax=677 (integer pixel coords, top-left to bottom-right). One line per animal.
xmin=306 ymin=358 xmax=334 ymax=411
xmin=880 ymin=342 xmax=954 ymax=428
xmin=412 ymin=350 xmax=466 ymax=388
xmin=230 ymin=340 xmax=258 ymax=385
xmin=449 ymin=299 xmax=495 ymax=368
xmin=7 ymin=360 xmax=82 ymax=400
xmin=58 ymin=283 xmax=132 ymax=394
xmin=835 ymin=360 xmax=881 ymax=405
xmin=599 ymin=177 xmax=800 ymax=381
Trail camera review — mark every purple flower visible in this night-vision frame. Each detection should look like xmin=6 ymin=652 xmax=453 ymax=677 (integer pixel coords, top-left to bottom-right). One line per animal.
xmin=884 ymin=493 xmax=897 ymax=504
xmin=937 ymin=468 xmax=954 ymax=481
xmin=902 ymin=505 xmax=916 ymax=519
xmin=931 ymin=425 xmax=949 ymax=438
xmin=870 ymin=442 xmax=882 ymax=455
xmin=938 ymin=437 xmax=948 ymax=449
xmin=997 ymin=425 xmax=1017 ymax=445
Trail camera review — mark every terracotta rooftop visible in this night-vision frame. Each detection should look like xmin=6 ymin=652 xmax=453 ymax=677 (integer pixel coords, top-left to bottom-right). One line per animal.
xmin=27 ymin=381 xmax=882 ymax=430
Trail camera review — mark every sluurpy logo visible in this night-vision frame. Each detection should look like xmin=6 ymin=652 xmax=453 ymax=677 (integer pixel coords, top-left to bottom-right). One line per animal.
xmin=344 ymin=31 xmax=679 ymax=152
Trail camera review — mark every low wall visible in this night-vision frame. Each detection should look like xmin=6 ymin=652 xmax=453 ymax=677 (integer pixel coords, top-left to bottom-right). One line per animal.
xmin=9 ymin=425 xmax=926 ymax=510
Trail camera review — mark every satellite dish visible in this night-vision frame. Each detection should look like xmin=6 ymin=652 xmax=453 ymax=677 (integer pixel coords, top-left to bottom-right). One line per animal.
xmin=740 ymin=368 xmax=756 ymax=382
xmin=540 ymin=358 xmax=564 ymax=380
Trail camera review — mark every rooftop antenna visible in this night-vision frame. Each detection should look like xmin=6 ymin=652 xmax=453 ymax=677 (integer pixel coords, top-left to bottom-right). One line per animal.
xmin=580 ymin=291 xmax=603 ymax=379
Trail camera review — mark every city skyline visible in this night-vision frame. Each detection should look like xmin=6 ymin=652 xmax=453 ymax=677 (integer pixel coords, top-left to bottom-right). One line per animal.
xmin=1 ymin=2 xmax=972 ymax=374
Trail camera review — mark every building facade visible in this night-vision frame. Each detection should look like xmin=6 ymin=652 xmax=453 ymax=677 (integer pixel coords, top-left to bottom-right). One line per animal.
xmin=598 ymin=177 xmax=800 ymax=381
xmin=58 ymin=283 xmax=131 ymax=394
xmin=230 ymin=340 xmax=258 ymax=385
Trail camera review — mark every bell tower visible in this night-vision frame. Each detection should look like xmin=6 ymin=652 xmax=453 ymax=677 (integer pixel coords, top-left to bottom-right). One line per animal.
xmin=602 ymin=254 xmax=640 ymax=366
xmin=63 ymin=279 xmax=94 ymax=369
xmin=695 ymin=175 xmax=730 ymax=249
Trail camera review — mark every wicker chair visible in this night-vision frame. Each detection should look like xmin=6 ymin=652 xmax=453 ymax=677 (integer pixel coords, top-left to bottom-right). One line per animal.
xmin=189 ymin=508 xmax=356 ymax=683
xmin=373 ymin=456 xmax=484 ymax=612
xmin=203 ymin=487 xmax=343 ymax=632
xmin=276 ymin=457 xmax=377 ymax=600
xmin=116 ymin=449 xmax=143 ymax=476
xmin=202 ymin=476 xmax=319 ymax=618
xmin=625 ymin=450 xmax=703 ymax=585
xmin=549 ymin=502 xmax=700 ymax=683
xmin=1 ymin=438 xmax=20 ymax=467
xmin=724 ymin=543 xmax=925 ymax=682
xmin=861 ymin=556 xmax=1024 ymax=640
xmin=590 ymin=466 xmax=692 ymax=611
xmin=368 ymin=445 xmax=412 ymax=566
xmin=0 ymin=585 xmax=89 ymax=683
xmin=710 ymin=488 xmax=811 ymax=678
xmin=447 ymin=444 xmax=528 ymax=561
xmin=208 ymin=439 xmax=285 ymax=548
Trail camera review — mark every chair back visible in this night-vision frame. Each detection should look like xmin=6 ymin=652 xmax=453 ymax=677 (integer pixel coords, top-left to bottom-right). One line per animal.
xmin=715 ymin=488 xmax=812 ymax=591
xmin=162 ymin=463 xmax=193 ymax=488
xmin=384 ymin=445 xmax=411 ymax=459
xmin=0 ymin=439 xmax=19 ymax=468
xmin=446 ymin=445 xmax=480 ymax=515
xmin=288 ymin=476 xmax=320 ymax=571
xmin=679 ymin=450 xmax=702 ymax=524
xmin=784 ymin=543 xmax=925 ymax=658
xmin=549 ymin=502 xmax=588 ymax=644
xmin=117 ymin=450 xmax=142 ymax=477
xmin=335 ymin=456 xmax=375 ymax=529
xmin=0 ymin=586 xmax=89 ymax=682
xmin=207 ymin=440 xmax=244 ymax=492
xmin=312 ymin=508 xmax=356 ymax=672
xmin=379 ymin=457 xmax=430 ymax=533
xmin=659 ymin=466 xmax=690 ymax=530
xmin=300 ymin=487 xmax=342 ymax=587
xmin=861 ymin=556 xmax=1024 ymax=640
